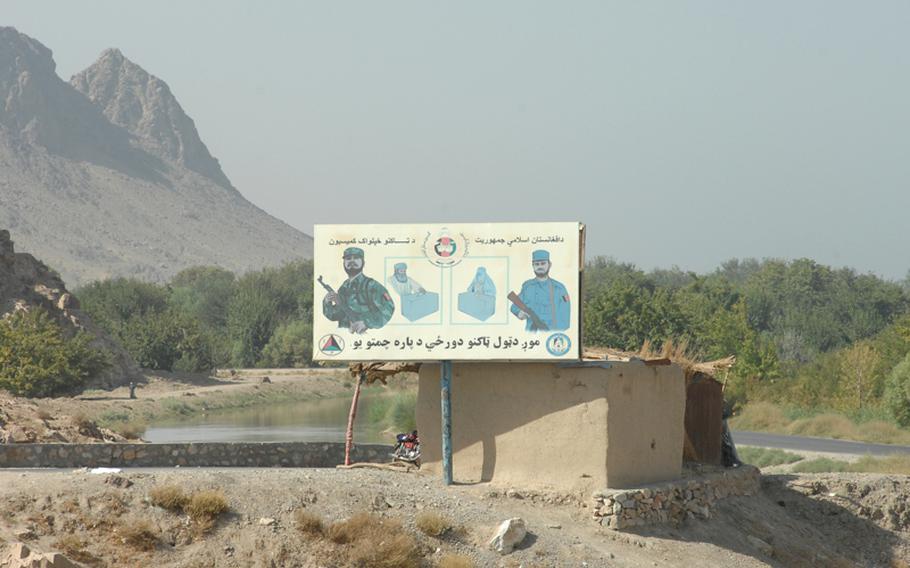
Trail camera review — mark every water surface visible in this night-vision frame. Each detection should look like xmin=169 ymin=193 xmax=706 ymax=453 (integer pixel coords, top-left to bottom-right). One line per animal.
xmin=142 ymin=393 xmax=389 ymax=444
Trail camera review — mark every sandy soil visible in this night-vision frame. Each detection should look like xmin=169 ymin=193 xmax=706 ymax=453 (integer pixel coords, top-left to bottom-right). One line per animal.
xmin=2 ymin=466 xmax=910 ymax=567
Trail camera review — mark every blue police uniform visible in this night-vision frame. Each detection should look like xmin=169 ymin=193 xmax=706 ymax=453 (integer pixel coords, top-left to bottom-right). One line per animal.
xmin=510 ymin=250 xmax=571 ymax=331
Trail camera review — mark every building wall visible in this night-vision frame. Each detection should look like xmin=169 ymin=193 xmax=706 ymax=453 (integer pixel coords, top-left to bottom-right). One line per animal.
xmin=417 ymin=361 xmax=685 ymax=491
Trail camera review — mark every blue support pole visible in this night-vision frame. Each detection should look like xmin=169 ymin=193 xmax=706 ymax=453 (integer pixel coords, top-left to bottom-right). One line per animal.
xmin=441 ymin=360 xmax=453 ymax=485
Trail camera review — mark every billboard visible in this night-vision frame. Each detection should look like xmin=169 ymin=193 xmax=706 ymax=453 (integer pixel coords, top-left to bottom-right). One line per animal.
xmin=313 ymin=222 xmax=583 ymax=361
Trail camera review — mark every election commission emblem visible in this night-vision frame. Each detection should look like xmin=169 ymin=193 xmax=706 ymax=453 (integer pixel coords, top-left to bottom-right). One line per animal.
xmin=423 ymin=228 xmax=468 ymax=267
xmin=319 ymin=334 xmax=345 ymax=356
xmin=545 ymin=333 xmax=572 ymax=356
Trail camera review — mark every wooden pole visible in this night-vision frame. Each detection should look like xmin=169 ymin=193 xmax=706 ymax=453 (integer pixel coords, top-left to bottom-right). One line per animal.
xmin=344 ymin=371 xmax=364 ymax=466
xmin=441 ymin=360 xmax=453 ymax=485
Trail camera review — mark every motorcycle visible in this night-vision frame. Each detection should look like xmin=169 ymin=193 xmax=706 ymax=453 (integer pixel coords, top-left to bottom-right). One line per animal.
xmin=392 ymin=430 xmax=421 ymax=468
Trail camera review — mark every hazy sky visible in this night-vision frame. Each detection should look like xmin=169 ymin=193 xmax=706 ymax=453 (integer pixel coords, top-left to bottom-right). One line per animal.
xmin=5 ymin=2 xmax=909 ymax=279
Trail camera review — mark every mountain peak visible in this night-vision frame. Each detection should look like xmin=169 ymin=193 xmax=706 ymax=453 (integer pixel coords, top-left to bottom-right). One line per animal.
xmin=71 ymin=49 xmax=232 ymax=188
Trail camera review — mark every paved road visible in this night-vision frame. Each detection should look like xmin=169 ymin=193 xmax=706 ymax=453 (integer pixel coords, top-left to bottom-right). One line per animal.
xmin=733 ymin=430 xmax=910 ymax=456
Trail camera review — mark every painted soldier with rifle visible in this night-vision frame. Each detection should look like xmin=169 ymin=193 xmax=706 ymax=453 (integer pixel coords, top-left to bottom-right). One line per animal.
xmin=319 ymin=247 xmax=394 ymax=334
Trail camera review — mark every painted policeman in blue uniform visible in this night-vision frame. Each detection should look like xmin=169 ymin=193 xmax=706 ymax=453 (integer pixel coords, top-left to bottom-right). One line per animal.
xmin=510 ymin=249 xmax=571 ymax=331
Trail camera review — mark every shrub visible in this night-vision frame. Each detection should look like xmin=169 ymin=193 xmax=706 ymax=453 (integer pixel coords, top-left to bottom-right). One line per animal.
xmin=112 ymin=421 xmax=146 ymax=440
xmin=258 ymin=320 xmax=313 ymax=368
xmin=118 ymin=519 xmax=158 ymax=551
xmin=415 ymin=510 xmax=451 ymax=537
xmin=185 ymin=490 xmax=229 ymax=529
xmin=294 ymin=510 xmax=324 ymax=536
xmin=149 ymin=485 xmax=188 ymax=511
xmin=0 ymin=309 xmax=110 ymax=397
xmin=327 ymin=513 xmax=419 ymax=568
xmin=54 ymin=535 xmax=96 ymax=564
xmin=885 ymin=353 xmax=910 ymax=427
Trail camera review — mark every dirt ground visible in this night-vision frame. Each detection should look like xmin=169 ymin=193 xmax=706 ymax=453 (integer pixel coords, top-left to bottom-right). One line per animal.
xmin=4 ymin=372 xmax=910 ymax=566
xmin=1 ymin=466 xmax=910 ymax=567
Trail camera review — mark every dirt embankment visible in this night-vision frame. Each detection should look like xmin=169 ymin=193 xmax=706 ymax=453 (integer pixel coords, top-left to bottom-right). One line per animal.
xmin=0 ymin=368 xmax=358 ymax=443
xmin=1 ymin=468 xmax=910 ymax=567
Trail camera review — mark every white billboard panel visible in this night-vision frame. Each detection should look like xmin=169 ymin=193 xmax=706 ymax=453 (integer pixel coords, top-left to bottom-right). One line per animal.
xmin=313 ymin=222 xmax=583 ymax=361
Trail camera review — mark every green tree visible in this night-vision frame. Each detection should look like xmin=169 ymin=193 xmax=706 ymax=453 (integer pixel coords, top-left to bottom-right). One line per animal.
xmin=120 ymin=311 xmax=213 ymax=372
xmin=77 ymin=278 xmax=169 ymax=334
xmin=259 ymin=320 xmax=313 ymax=368
xmin=168 ymin=266 xmax=236 ymax=329
xmin=0 ymin=309 xmax=110 ymax=397
xmin=227 ymin=278 xmax=279 ymax=367
xmin=885 ymin=353 xmax=910 ymax=427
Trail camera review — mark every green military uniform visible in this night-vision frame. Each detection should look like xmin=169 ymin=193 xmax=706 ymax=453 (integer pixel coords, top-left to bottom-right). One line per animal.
xmin=323 ymin=247 xmax=395 ymax=331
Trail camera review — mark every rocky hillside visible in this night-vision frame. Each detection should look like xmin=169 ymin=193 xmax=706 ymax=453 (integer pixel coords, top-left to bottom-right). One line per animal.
xmin=0 ymin=229 xmax=138 ymax=388
xmin=0 ymin=27 xmax=312 ymax=286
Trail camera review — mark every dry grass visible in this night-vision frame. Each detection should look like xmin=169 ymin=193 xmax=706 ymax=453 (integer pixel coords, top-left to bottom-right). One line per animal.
xmin=639 ymin=338 xmax=697 ymax=370
xmin=54 ymin=535 xmax=97 ymax=564
xmin=856 ymin=421 xmax=910 ymax=445
xmin=729 ymin=402 xmax=790 ymax=432
xmin=438 ymin=554 xmax=474 ymax=568
xmin=112 ymin=420 xmax=146 ymax=440
xmin=787 ymin=413 xmax=856 ymax=439
xmin=327 ymin=512 xmax=374 ymax=544
xmin=790 ymin=454 xmax=910 ymax=475
xmin=326 ymin=512 xmax=420 ymax=568
xmin=71 ymin=412 xmax=95 ymax=431
xmin=852 ymin=454 xmax=910 ymax=475
xmin=185 ymin=490 xmax=229 ymax=529
xmin=294 ymin=509 xmax=324 ymax=536
xmin=732 ymin=402 xmax=910 ymax=446
xmin=117 ymin=519 xmax=158 ymax=551
xmin=415 ymin=510 xmax=451 ymax=537
xmin=149 ymin=484 xmax=188 ymax=511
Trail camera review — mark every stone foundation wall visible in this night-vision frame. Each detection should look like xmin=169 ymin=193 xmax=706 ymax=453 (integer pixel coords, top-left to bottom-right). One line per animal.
xmin=593 ymin=465 xmax=761 ymax=529
xmin=0 ymin=442 xmax=391 ymax=469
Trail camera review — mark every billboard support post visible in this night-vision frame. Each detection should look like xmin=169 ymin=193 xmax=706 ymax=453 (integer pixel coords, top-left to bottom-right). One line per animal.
xmin=441 ymin=360 xmax=453 ymax=485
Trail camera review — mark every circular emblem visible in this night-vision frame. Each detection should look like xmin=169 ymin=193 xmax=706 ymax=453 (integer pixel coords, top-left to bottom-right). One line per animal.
xmin=545 ymin=333 xmax=572 ymax=357
xmin=423 ymin=228 xmax=468 ymax=267
xmin=318 ymin=334 xmax=345 ymax=356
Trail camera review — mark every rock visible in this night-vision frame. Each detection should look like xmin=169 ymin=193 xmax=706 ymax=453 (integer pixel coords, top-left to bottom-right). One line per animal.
xmin=258 ymin=518 xmax=277 ymax=526
xmin=488 ymin=517 xmax=527 ymax=555
xmin=1 ymin=543 xmax=79 ymax=568
xmin=371 ymin=494 xmax=391 ymax=510
xmin=103 ymin=475 xmax=133 ymax=488
xmin=747 ymin=536 xmax=774 ymax=557
xmin=14 ymin=528 xmax=36 ymax=541
xmin=260 ymin=376 xmax=271 ymax=384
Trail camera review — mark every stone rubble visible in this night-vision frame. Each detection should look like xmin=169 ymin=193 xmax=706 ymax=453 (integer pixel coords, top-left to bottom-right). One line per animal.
xmin=592 ymin=465 xmax=760 ymax=529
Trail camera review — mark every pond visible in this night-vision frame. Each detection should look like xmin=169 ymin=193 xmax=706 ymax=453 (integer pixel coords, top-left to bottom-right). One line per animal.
xmin=141 ymin=392 xmax=392 ymax=444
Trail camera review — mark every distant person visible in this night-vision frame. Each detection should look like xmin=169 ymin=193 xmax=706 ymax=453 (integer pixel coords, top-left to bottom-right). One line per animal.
xmin=322 ymin=247 xmax=394 ymax=333
xmin=387 ymin=263 xmax=426 ymax=296
xmin=510 ymin=250 xmax=570 ymax=331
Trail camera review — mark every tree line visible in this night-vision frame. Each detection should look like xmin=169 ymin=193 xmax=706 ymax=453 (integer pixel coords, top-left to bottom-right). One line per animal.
xmin=5 ymin=256 xmax=910 ymax=426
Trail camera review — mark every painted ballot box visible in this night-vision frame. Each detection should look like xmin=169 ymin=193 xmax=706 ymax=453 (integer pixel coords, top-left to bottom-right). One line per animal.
xmin=401 ymin=292 xmax=439 ymax=322
xmin=458 ymin=292 xmax=496 ymax=322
